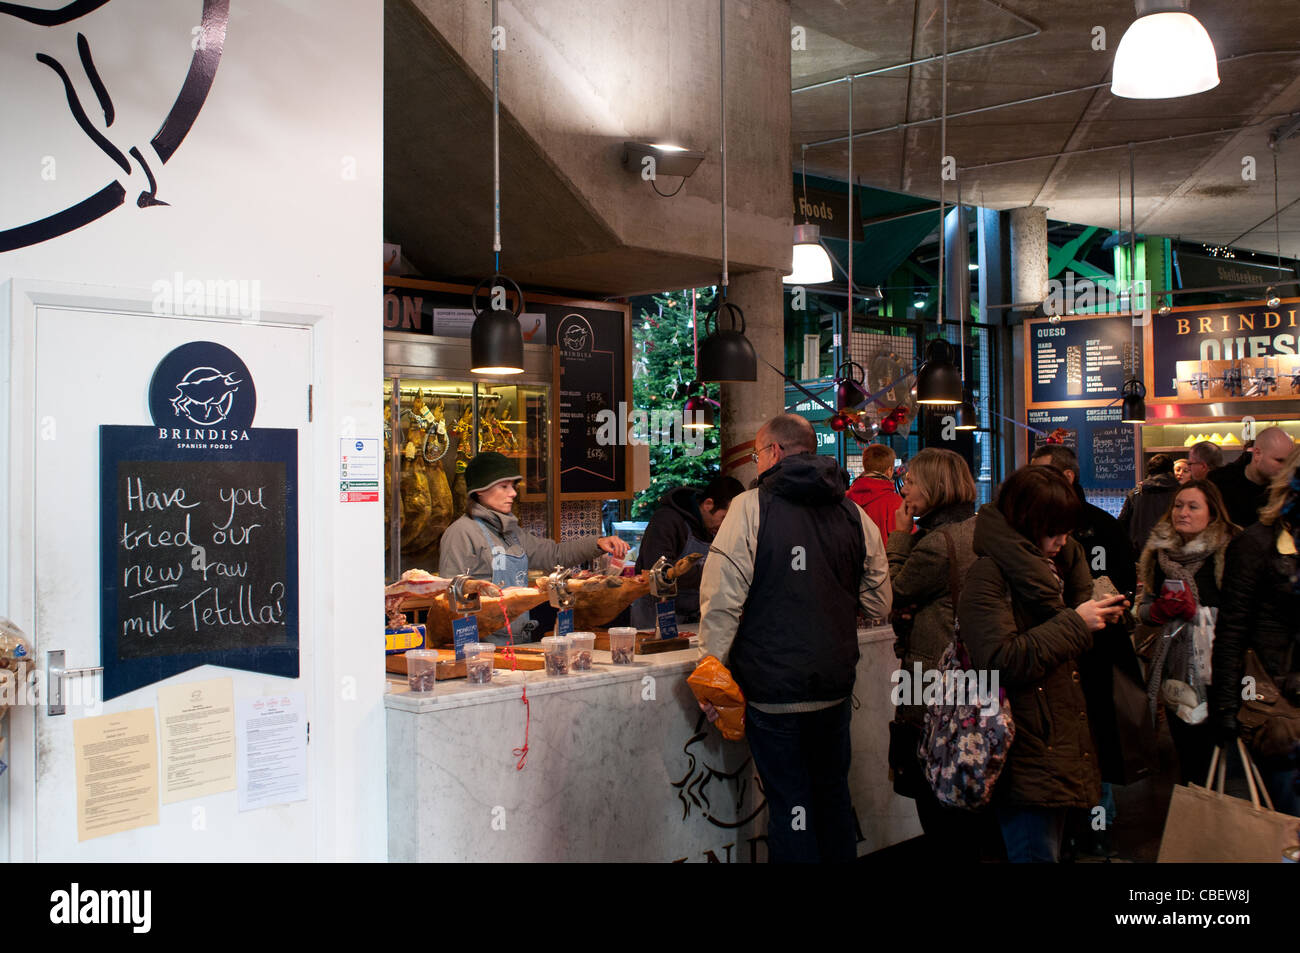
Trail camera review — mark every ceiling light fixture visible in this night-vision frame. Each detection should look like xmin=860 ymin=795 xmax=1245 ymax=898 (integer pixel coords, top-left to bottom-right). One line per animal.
xmin=682 ymin=381 xmax=718 ymax=429
xmin=834 ymin=361 xmax=869 ymax=412
xmin=784 ymin=145 xmax=834 ymax=284
xmin=621 ymin=141 xmax=706 ymax=179
xmin=954 ymin=169 xmax=977 ymax=431
xmin=1267 ymin=287 xmax=1282 ymax=308
xmin=470 ymin=0 xmax=524 ymax=376
xmin=1120 ymin=378 xmax=1147 ymax=423
xmin=916 ymin=338 xmax=962 ymax=406
xmin=697 ymin=0 xmax=756 ymax=383
xmin=1111 ymin=0 xmax=1219 ymax=100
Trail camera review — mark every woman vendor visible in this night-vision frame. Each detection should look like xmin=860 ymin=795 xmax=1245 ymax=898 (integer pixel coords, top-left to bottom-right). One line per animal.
xmin=438 ymin=452 xmax=630 ymax=641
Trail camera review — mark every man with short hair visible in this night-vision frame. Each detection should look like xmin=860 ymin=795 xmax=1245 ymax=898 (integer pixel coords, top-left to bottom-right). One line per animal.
xmin=1186 ymin=440 xmax=1223 ymax=481
xmin=1209 ymin=427 xmax=1295 ymax=528
xmin=700 ymin=413 xmax=891 ymax=862
xmin=847 ymin=443 xmax=903 ymax=544
xmin=1118 ymin=453 xmax=1179 ymax=555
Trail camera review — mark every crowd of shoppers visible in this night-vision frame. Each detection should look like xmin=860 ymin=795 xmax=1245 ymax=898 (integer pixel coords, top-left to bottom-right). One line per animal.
xmin=687 ymin=413 xmax=1299 ymax=864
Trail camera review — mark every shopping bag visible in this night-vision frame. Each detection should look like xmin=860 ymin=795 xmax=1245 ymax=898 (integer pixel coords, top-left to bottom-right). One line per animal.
xmin=1156 ymin=739 xmax=1298 ymax=863
xmin=1110 ymin=662 xmax=1158 ymax=784
xmin=687 ymin=655 xmax=746 ymax=741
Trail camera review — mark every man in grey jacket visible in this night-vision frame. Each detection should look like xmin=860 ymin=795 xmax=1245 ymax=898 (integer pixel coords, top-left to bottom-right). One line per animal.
xmin=699 ymin=413 xmax=891 ymax=862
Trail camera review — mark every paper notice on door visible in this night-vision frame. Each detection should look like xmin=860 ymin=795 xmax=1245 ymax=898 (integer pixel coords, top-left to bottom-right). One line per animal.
xmin=236 ymin=692 xmax=307 ymax=812
xmin=73 ymin=708 xmax=159 ymax=842
xmin=158 ymin=677 xmax=236 ymax=804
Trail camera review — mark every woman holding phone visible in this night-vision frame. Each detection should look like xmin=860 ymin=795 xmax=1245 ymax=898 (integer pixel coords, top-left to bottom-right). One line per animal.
xmin=960 ymin=466 xmax=1129 ymax=863
xmin=1135 ymin=479 xmax=1239 ymax=784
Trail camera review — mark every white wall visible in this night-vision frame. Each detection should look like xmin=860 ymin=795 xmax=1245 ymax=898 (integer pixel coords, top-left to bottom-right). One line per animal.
xmin=0 ymin=0 xmax=384 ymax=860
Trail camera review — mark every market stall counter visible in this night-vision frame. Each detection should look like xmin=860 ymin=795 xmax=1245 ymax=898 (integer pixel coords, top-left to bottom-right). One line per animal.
xmin=384 ymin=626 xmax=921 ymax=862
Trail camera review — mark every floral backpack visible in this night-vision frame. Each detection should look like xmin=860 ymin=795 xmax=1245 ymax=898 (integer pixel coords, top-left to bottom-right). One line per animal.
xmin=919 ymin=530 xmax=1016 ymax=809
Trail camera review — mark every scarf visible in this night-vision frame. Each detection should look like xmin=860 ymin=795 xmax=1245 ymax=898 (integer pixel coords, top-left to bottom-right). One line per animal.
xmin=1138 ymin=521 xmax=1231 ymax=606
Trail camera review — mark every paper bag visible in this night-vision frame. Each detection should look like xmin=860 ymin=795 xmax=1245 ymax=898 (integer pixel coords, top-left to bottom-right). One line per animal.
xmin=1157 ymin=741 xmax=1298 ymax=863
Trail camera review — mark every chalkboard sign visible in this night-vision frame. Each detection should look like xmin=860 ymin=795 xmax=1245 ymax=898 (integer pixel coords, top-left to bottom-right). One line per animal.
xmin=1027 ymin=314 xmax=1142 ymax=406
xmin=557 ymin=310 xmax=630 ymax=497
xmin=100 ymin=426 xmax=299 ymax=698
xmin=1027 ymin=406 xmax=1137 ymax=490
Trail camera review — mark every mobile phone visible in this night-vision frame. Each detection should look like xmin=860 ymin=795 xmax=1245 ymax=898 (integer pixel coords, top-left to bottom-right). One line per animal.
xmin=1161 ymin=580 xmax=1186 ymax=594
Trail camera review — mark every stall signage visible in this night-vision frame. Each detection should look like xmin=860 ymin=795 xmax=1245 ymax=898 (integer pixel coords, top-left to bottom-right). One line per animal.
xmin=1026 ymin=315 xmax=1141 ymax=406
xmin=1026 ymin=406 xmax=1136 ymax=490
xmin=100 ymin=342 xmax=298 ymax=700
xmin=555 ymin=608 xmax=574 ymax=638
xmin=784 ymin=380 xmax=840 ymax=456
xmin=656 ymin=599 xmax=679 ymax=640
xmin=452 ymin=616 xmax=478 ymax=660
xmin=558 ymin=311 xmax=629 ymax=496
xmin=1151 ymin=298 xmax=1300 ymax=399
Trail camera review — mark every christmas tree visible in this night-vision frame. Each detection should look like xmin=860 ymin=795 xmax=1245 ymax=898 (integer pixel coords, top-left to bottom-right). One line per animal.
xmin=630 ymin=289 xmax=723 ymax=517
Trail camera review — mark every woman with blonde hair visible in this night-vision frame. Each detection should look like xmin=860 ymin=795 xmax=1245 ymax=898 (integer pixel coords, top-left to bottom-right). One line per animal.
xmin=1135 ymin=479 xmax=1239 ymax=785
xmin=1212 ymin=445 xmax=1300 ymax=816
xmin=885 ymin=448 xmax=992 ymax=859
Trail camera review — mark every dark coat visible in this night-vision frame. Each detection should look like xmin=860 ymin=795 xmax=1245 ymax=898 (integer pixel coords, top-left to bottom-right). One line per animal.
xmin=959 ymin=504 xmax=1102 ymax=809
xmin=1211 ymin=522 xmax=1300 ymax=728
xmin=886 ymin=502 xmax=977 ymax=727
xmin=1118 ymin=472 xmax=1180 ymax=556
xmin=635 ymin=486 xmax=708 ymax=615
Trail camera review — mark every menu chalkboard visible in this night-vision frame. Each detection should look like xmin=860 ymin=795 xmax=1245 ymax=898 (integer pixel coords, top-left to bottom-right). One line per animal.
xmin=100 ymin=425 xmax=299 ymax=699
xmin=1027 ymin=315 xmax=1142 ymax=405
xmin=557 ymin=310 xmax=630 ymax=497
xmin=1027 ymin=406 xmax=1137 ymax=490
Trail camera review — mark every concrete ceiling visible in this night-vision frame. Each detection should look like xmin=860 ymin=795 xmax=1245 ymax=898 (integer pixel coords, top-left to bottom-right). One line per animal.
xmin=790 ymin=0 xmax=1300 ymax=259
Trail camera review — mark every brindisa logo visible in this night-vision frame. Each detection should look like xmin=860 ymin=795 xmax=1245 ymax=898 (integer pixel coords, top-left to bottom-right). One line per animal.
xmin=148 ymin=341 xmax=255 ymax=431
xmin=558 ymin=314 xmax=594 ymax=353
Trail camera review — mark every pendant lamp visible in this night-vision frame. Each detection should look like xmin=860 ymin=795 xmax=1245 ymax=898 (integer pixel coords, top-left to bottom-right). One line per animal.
xmin=682 ymin=381 xmax=717 ymax=430
xmin=834 ymin=361 xmax=869 ymax=412
xmin=470 ymin=275 xmax=525 ymax=375
xmin=471 ymin=0 xmax=524 ymax=375
xmin=783 ymin=224 xmax=834 ymax=285
xmin=915 ymin=339 xmax=962 ymax=405
xmin=1121 ymin=379 xmax=1147 ymax=423
xmin=1111 ymin=0 xmax=1219 ymax=100
xmin=955 ymin=391 xmax=978 ymax=430
xmin=697 ymin=299 xmax=756 ymax=382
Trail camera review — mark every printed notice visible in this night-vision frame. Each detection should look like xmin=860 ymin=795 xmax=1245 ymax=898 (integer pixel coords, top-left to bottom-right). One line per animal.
xmin=158 ymin=677 xmax=236 ymax=804
xmin=236 ymin=692 xmax=307 ymax=812
xmin=339 ymin=436 xmax=380 ymax=503
xmin=74 ymin=708 xmax=159 ymax=842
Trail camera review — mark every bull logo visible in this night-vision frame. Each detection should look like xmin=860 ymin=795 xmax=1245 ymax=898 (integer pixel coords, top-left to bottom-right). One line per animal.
xmin=670 ymin=712 xmax=766 ymax=829
xmin=171 ymin=366 xmax=241 ymax=425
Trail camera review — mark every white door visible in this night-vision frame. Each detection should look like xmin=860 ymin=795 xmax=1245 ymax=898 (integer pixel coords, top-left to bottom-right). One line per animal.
xmin=25 ymin=306 xmax=313 ymax=861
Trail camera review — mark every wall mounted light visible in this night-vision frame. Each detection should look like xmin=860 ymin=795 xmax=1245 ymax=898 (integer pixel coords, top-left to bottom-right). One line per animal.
xmin=622 ymin=141 xmax=706 ymax=179
xmin=1111 ymin=0 xmax=1219 ymax=100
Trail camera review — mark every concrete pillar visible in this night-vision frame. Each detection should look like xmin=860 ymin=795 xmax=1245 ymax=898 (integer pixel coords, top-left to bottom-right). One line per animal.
xmin=718 ymin=269 xmax=786 ymax=486
xmin=1010 ymin=206 xmax=1049 ymax=312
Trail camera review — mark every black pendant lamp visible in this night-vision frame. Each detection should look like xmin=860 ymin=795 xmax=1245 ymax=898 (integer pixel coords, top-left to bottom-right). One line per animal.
xmin=955 ymin=390 xmax=978 ymax=430
xmin=916 ymin=339 xmax=962 ymax=405
xmin=697 ymin=299 xmax=756 ymax=382
xmin=470 ymin=275 xmax=525 ymax=375
xmin=1121 ymin=379 xmax=1147 ymax=423
xmin=470 ymin=0 xmax=524 ymax=376
xmin=683 ymin=381 xmax=716 ymax=430
xmin=834 ymin=361 xmax=869 ymax=412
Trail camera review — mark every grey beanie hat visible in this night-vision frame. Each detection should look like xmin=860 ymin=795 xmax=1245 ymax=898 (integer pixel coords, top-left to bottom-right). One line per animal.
xmin=465 ymin=451 xmax=523 ymax=495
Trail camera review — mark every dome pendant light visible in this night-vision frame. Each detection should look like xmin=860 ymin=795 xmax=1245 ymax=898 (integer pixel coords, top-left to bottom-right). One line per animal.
xmin=783 ymin=223 xmax=834 ymax=285
xmin=916 ymin=339 xmax=962 ymax=406
xmin=471 ymin=0 xmax=524 ymax=375
xmin=955 ymin=391 xmax=978 ymax=430
xmin=1121 ymin=379 xmax=1147 ymax=424
xmin=682 ymin=381 xmax=717 ymax=430
xmin=1111 ymin=0 xmax=1219 ymax=100
xmin=697 ymin=299 xmax=756 ymax=382
xmin=834 ymin=361 xmax=869 ymax=412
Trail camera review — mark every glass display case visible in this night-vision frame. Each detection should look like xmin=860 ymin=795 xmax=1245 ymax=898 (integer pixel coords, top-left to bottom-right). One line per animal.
xmin=385 ymin=377 xmax=552 ymax=579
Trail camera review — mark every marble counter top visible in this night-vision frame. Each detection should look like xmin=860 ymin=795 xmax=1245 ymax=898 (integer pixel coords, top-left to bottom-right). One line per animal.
xmin=382 ymin=626 xmax=896 ymax=714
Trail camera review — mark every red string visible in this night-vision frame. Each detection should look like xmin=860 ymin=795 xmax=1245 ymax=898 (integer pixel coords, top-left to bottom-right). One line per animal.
xmin=488 ymin=582 xmax=530 ymax=771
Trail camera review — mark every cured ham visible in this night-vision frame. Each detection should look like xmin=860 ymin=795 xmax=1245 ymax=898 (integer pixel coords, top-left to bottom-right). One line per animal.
xmin=536 ymin=553 xmax=703 ymax=629
xmin=383 ymin=571 xmax=546 ymax=645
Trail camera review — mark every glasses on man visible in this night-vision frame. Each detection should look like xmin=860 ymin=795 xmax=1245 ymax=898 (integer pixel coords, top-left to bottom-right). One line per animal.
xmin=750 ymin=442 xmax=781 ymax=464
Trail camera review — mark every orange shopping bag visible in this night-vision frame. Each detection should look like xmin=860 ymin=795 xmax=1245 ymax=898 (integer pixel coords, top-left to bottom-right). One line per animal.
xmin=687 ymin=655 xmax=746 ymax=741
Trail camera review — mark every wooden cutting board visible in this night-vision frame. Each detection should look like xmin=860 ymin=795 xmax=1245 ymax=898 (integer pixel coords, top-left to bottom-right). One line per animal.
xmin=386 ymin=648 xmax=544 ymax=678
xmin=591 ymin=630 xmax=692 ymax=654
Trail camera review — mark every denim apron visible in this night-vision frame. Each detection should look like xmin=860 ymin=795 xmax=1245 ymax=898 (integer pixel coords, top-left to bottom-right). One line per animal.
xmin=475 ymin=518 xmax=531 ymax=644
xmin=630 ymin=530 xmax=711 ymax=630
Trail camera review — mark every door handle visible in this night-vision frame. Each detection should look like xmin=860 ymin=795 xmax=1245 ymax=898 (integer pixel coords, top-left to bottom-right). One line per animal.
xmin=46 ymin=650 xmax=103 ymax=716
